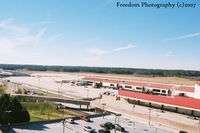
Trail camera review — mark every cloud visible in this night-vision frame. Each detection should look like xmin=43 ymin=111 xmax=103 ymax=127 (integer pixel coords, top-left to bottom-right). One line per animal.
xmin=0 ymin=18 xmax=48 ymax=57
xmin=46 ymin=33 xmax=64 ymax=43
xmin=35 ymin=28 xmax=46 ymax=45
xmin=113 ymin=44 xmax=136 ymax=52
xmin=0 ymin=37 xmax=15 ymax=54
xmin=0 ymin=18 xmax=13 ymax=26
xmin=0 ymin=18 xmax=27 ymax=34
xmin=87 ymin=48 xmax=108 ymax=55
xmin=0 ymin=18 xmax=46 ymax=46
xmin=166 ymin=32 xmax=200 ymax=41
xmin=15 ymin=27 xmax=46 ymax=46
xmin=166 ymin=51 xmax=175 ymax=57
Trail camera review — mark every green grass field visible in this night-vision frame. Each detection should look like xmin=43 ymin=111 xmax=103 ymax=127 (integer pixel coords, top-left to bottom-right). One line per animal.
xmin=0 ymin=85 xmax=7 ymax=94
xmin=37 ymin=89 xmax=57 ymax=96
xmin=21 ymin=102 xmax=80 ymax=122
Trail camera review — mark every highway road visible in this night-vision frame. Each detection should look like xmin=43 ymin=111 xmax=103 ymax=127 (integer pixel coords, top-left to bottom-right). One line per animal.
xmin=12 ymin=94 xmax=90 ymax=108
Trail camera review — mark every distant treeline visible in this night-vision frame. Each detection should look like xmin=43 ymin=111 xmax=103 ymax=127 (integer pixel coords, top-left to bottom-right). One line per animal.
xmin=0 ymin=64 xmax=200 ymax=78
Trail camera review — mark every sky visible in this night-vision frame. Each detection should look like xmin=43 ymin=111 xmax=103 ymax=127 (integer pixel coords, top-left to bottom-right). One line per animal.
xmin=0 ymin=0 xmax=200 ymax=70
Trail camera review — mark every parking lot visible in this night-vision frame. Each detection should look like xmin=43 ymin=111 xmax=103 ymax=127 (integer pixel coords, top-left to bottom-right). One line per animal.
xmin=12 ymin=115 xmax=172 ymax=133
xmin=5 ymin=75 xmax=118 ymax=99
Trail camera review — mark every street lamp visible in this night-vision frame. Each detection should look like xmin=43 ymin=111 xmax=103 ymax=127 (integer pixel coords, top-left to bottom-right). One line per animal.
xmin=6 ymin=110 xmax=12 ymax=131
xmin=148 ymin=108 xmax=152 ymax=126
xmin=87 ymin=88 xmax=89 ymax=98
xmin=132 ymin=103 xmax=135 ymax=112
xmin=58 ymin=87 xmax=60 ymax=97
xmin=61 ymin=83 xmax=65 ymax=132
xmin=114 ymin=113 xmax=121 ymax=133
xmin=102 ymin=103 xmax=106 ymax=119
xmin=37 ymin=77 xmax=40 ymax=90
xmin=198 ymin=117 xmax=200 ymax=128
xmin=60 ymin=82 xmax=63 ymax=97
xmin=59 ymin=104 xmax=65 ymax=133
xmin=62 ymin=118 xmax=65 ymax=133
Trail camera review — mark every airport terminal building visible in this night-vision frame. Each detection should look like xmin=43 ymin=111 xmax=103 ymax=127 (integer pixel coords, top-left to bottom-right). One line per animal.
xmin=83 ymin=77 xmax=200 ymax=116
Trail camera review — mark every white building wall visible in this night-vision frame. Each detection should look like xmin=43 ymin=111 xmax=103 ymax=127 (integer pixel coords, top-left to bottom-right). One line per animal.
xmin=102 ymin=82 xmax=117 ymax=88
xmin=174 ymin=90 xmax=194 ymax=98
xmin=194 ymin=84 xmax=200 ymax=99
xmin=121 ymin=84 xmax=144 ymax=92
xmin=121 ymin=84 xmax=133 ymax=91
xmin=148 ymin=87 xmax=168 ymax=95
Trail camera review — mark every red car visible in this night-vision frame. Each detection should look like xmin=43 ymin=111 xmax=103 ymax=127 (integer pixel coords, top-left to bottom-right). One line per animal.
xmin=80 ymin=116 xmax=90 ymax=122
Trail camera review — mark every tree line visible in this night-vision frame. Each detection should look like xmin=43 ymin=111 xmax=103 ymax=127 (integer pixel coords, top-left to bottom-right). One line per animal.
xmin=0 ymin=64 xmax=200 ymax=78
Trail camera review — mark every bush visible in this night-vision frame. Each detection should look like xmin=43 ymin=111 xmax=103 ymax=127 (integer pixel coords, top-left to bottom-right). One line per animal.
xmin=15 ymin=88 xmax=23 ymax=94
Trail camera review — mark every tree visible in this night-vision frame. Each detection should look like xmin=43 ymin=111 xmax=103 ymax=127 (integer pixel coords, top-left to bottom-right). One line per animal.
xmin=94 ymin=82 xmax=102 ymax=88
xmin=0 ymin=94 xmax=30 ymax=125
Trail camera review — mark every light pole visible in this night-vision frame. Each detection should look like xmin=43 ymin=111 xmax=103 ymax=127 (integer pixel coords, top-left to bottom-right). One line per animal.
xmin=60 ymin=82 xmax=63 ymax=97
xmin=87 ymin=88 xmax=89 ymax=98
xmin=148 ymin=108 xmax=152 ymax=126
xmin=132 ymin=103 xmax=135 ymax=112
xmin=37 ymin=77 xmax=40 ymax=90
xmin=6 ymin=110 xmax=12 ymax=131
xmin=60 ymin=104 xmax=65 ymax=133
xmin=115 ymin=115 xmax=117 ymax=133
xmin=102 ymin=103 xmax=106 ymax=119
xmin=132 ymin=120 xmax=135 ymax=129
xmin=58 ymin=87 xmax=59 ymax=97
xmin=198 ymin=117 xmax=200 ymax=128
xmin=62 ymin=118 xmax=65 ymax=133
xmin=114 ymin=113 xmax=121 ymax=133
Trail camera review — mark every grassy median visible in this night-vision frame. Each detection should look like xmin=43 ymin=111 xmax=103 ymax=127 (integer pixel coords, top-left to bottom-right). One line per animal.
xmin=0 ymin=85 xmax=7 ymax=94
xmin=21 ymin=102 xmax=81 ymax=122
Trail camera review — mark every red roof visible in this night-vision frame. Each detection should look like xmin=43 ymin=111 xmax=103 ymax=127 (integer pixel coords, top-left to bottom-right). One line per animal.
xmin=196 ymin=82 xmax=200 ymax=86
xmin=121 ymin=81 xmax=147 ymax=87
xmin=103 ymin=79 xmax=121 ymax=84
xmin=149 ymin=83 xmax=174 ymax=90
xmin=118 ymin=90 xmax=200 ymax=110
xmin=82 ymin=77 xmax=105 ymax=82
xmin=176 ymin=86 xmax=195 ymax=92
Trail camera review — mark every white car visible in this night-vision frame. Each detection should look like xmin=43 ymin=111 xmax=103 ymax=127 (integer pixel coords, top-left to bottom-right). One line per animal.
xmin=65 ymin=118 xmax=74 ymax=124
xmin=83 ymin=126 xmax=94 ymax=132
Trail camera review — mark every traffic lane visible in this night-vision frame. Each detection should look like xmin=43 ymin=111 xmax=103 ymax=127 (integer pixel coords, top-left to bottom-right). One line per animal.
xmin=64 ymin=115 xmax=169 ymax=133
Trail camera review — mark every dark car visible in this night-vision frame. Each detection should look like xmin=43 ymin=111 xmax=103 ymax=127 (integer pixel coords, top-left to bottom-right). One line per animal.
xmin=100 ymin=122 xmax=115 ymax=130
xmin=115 ymin=124 xmax=125 ymax=132
xmin=98 ymin=129 xmax=110 ymax=133
xmin=179 ymin=131 xmax=188 ymax=133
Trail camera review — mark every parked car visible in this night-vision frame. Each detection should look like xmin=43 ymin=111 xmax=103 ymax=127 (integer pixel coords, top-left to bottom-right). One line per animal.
xmin=179 ymin=131 xmax=188 ymax=133
xmin=110 ymin=92 xmax=115 ymax=96
xmin=187 ymin=116 xmax=198 ymax=120
xmin=83 ymin=126 xmax=95 ymax=132
xmin=115 ymin=124 xmax=125 ymax=132
xmin=127 ymin=121 xmax=133 ymax=126
xmin=98 ymin=129 xmax=110 ymax=133
xmin=80 ymin=116 xmax=90 ymax=122
xmin=65 ymin=118 xmax=74 ymax=124
xmin=103 ymin=91 xmax=110 ymax=95
xmin=100 ymin=122 xmax=115 ymax=130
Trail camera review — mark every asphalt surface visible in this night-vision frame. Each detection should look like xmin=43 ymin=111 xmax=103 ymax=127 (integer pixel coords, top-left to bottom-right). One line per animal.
xmin=11 ymin=115 xmax=171 ymax=133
